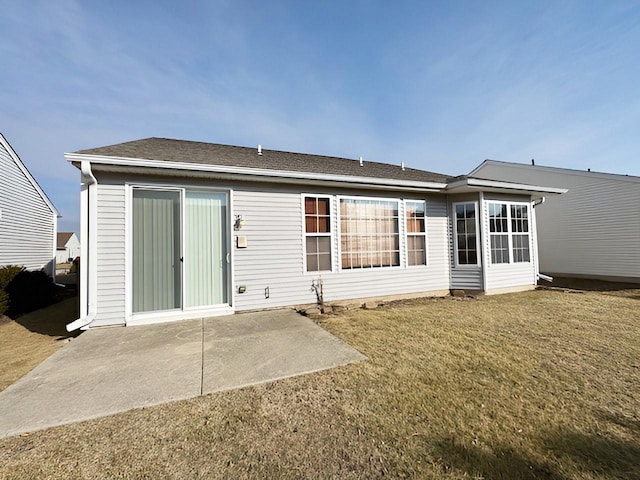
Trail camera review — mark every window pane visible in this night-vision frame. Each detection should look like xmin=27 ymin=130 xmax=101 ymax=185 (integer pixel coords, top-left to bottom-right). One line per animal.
xmin=490 ymin=234 xmax=509 ymax=264
xmin=305 ymin=197 xmax=317 ymax=215
xmin=306 ymin=254 xmax=318 ymax=271
xmin=318 ymin=253 xmax=331 ymax=271
xmin=317 ymin=198 xmax=329 ymax=215
xmin=317 ymin=236 xmax=331 ymax=254
xmin=306 ymin=236 xmax=317 ymax=254
xmin=305 ymin=216 xmax=317 ymax=233
xmin=318 ymin=216 xmax=330 ymax=233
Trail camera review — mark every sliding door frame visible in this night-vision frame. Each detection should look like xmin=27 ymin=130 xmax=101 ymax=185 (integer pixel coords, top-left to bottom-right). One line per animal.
xmin=124 ymin=182 xmax=234 ymax=326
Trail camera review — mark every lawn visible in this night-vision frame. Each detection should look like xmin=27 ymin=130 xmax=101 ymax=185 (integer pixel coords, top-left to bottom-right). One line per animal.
xmin=0 ymin=288 xmax=639 ymax=479
xmin=0 ymin=297 xmax=79 ymax=392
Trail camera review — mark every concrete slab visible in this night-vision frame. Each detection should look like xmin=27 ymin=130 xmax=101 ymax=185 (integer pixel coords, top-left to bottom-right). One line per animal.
xmin=0 ymin=309 xmax=365 ymax=439
xmin=203 ymin=310 xmax=366 ymax=392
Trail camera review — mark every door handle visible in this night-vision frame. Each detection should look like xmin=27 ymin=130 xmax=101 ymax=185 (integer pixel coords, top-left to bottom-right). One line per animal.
xmin=226 ymin=253 xmax=230 ymax=264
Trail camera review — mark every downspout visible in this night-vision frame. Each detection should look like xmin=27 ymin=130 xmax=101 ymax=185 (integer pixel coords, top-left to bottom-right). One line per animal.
xmin=531 ymin=197 xmax=551 ymax=284
xmin=66 ymin=161 xmax=98 ymax=331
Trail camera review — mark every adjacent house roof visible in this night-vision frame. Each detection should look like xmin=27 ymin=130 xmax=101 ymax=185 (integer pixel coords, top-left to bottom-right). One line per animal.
xmin=74 ymin=137 xmax=452 ymax=184
xmin=57 ymin=232 xmax=75 ymax=249
xmin=471 ymin=159 xmax=640 ymax=184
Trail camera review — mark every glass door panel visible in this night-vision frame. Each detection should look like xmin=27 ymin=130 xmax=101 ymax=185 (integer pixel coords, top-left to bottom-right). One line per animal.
xmin=184 ymin=192 xmax=228 ymax=307
xmin=132 ymin=189 xmax=182 ymax=313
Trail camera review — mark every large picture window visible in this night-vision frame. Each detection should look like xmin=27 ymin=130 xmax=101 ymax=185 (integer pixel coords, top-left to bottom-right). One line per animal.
xmin=488 ymin=202 xmax=530 ymax=264
xmin=406 ymin=201 xmax=427 ymax=266
xmin=340 ymin=198 xmax=400 ymax=269
xmin=304 ymin=196 xmax=332 ymax=272
xmin=454 ymin=202 xmax=479 ymax=266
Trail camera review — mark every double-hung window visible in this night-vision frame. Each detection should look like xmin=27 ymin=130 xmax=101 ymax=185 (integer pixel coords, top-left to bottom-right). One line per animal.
xmin=453 ymin=202 xmax=479 ymax=266
xmin=406 ymin=201 xmax=427 ymax=266
xmin=304 ymin=196 xmax=332 ymax=272
xmin=340 ymin=198 xmax=400 ymax=269
xmin=488 ymin=202 xmax=530 ymax=264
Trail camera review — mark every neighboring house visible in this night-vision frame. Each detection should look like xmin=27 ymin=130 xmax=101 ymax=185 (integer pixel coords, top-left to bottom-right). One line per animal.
xmin=0 ymin=133 xmax=58 ymax=277
xmin=65 ymin=138 xmax=564 ymax=331
xmin=471 ymin=160 xmax=640 ymax=283
xmin=56 ymin=232 xmax=80 ymax=264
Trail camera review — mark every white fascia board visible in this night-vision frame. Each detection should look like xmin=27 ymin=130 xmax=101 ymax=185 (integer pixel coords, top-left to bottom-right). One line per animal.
xmin=446 ymin=177 xmax=567 ymax=195
xmin=64 ymin=153 xmax=448 ymax=192
xmin=1 ymin=133 xmax=60 ymax=216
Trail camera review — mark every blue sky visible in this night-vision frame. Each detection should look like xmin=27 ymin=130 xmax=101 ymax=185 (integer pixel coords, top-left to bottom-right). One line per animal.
xmin=1 ymin=0 xmax=639 ymax=234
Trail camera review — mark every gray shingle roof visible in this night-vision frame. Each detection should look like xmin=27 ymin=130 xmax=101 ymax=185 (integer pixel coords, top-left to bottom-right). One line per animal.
xmin=75 ymin=137 xmax=452 ymax=184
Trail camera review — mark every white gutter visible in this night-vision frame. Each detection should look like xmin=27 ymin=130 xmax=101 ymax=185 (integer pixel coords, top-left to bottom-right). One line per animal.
xmin=65 ymin=153 xmax=448 ymax=191
xmin=66 ymin=161 xmax=98 ymax=332
xmin=447 ymin=177 xmax=567 ymax=195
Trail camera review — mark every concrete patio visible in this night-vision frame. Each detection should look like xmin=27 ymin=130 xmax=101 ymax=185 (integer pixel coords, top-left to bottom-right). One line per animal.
xmin=0 ymin=309 xmax=365 ymax=439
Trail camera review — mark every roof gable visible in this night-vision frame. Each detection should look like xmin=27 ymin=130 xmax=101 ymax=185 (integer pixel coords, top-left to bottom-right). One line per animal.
xmin=57 ymin=232 xmax=75 ymax=248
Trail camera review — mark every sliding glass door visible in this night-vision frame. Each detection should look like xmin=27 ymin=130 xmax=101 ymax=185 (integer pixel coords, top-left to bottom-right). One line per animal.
xmin=132 ymin=188 xmax=228 ymax=315
xmin=184 ymin=192 xmax=228 ymax=308
xmin=132 ymin=189 xmax=182 ymax=313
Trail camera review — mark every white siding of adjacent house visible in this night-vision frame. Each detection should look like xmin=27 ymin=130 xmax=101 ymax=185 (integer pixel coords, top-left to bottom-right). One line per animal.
xmin=0 ymin=138 xmax=56 ymax=274
xmin=474 ymin=162 xmax=640 ymax=282
xmin=90 ymin=172 xmax=450 ymax=326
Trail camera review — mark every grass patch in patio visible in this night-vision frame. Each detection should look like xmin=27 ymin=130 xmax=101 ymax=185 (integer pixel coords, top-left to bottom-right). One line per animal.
xmin=0 ymin=288 xmax=638 ymax=479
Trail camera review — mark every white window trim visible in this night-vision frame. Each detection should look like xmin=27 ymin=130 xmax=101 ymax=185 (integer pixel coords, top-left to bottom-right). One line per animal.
xmin=487 ymin=201 xmax=532 ymax=265
xmin=301 ymin=194 xmax=335 ymax=274
xmin=336 ymin=194 xmax=403 ymax=272
xmin=404 ymin=199 xmax=428 ymax=268
xmin=452 ymin=201 xmax=481 ymax=268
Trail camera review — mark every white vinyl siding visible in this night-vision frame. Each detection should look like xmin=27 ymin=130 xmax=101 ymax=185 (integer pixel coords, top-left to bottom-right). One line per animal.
xmin=0 ymin=140 xmax=56 ymax=274
xmin=473 ymin=161 xmax=640 ymax=282
xmin=226 ymin=188 xmax=450 ymax=311
xmin=94 ymin=182 xmax=126 ymax=327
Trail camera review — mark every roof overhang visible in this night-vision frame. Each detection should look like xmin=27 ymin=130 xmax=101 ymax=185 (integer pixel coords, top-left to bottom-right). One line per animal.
xmin=445 ymin=177 xmax=567 ymax=196
xmin=65 ymin=153 xmax=448 ymax=193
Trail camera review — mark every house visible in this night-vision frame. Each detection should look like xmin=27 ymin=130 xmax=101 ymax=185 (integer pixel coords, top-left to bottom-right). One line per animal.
xmin=56 ymin=232 xmax=81 ymax=264
xmin=65 ymin=138 xmax=565 ymax=331
xmin=471 ymin=160 xmax=640 ymax=283
xmin=0 ymin=133 xmax=58 ymax=277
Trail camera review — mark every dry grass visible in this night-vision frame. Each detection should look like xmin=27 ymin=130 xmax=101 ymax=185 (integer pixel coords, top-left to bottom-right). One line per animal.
xmin=0 ymin=297 xmax=78 ymax=391
xmin=0 ymin=288 xmax=639 ymax=479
